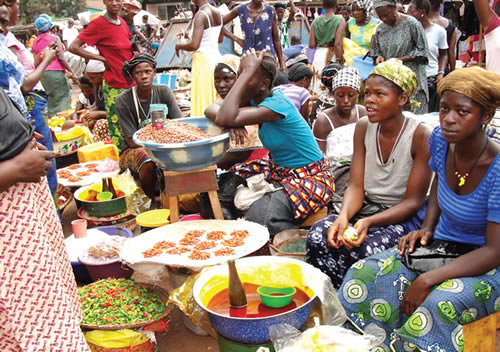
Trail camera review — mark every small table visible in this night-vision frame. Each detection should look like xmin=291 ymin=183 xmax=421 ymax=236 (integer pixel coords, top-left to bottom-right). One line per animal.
xmin=162 ymin=165 xmax=224 ymax=223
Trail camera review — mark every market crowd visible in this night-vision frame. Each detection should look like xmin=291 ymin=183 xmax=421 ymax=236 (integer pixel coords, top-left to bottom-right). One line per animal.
xmin=0 ymin=0 xmax=499 ymax=350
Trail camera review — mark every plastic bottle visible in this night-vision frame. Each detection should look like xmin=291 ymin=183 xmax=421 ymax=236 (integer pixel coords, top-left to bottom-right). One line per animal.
xmin=228 ymin=260 xmax=247 ymax=317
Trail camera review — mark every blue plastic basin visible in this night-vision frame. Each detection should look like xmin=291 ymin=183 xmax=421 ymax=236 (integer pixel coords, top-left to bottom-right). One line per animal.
xmin=353 ymin=55 xmax=376 ymax=80
xmin=133 ymin=117 xmax=230 ymax=171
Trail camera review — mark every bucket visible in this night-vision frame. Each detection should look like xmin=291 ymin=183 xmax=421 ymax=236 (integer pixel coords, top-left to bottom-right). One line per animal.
xmin=353 ymin=55 xmax=376 ymax=80
xmin=179 ymin=213 xmax=203 ymax=222
xmin=136 ymin=209 xmax=170 ymax=233
xmin=269 ymin=229 xmax=308 ymax=261
xmin=153 ymin=74 xmax=177 ymax=91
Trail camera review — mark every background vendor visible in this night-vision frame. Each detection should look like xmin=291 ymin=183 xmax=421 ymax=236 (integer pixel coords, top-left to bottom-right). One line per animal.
xmin=115 ymin=53 xmax=183 ymax=200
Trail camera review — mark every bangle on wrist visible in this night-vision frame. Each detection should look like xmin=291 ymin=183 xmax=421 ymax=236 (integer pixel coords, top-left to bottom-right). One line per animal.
xmin=437 ymin=71 xmax=444 ymax=75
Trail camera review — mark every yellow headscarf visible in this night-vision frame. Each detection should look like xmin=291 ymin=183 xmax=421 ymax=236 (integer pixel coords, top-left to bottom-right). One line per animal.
xmin=371 ymin=58 xmax=418 ymax=97
xmin=437 ymin=66 xmax=500 ymax=113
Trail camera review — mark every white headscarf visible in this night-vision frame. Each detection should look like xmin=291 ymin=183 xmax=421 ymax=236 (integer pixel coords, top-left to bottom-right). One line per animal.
xmin=86 ymin=60 xmax=106 ymax=73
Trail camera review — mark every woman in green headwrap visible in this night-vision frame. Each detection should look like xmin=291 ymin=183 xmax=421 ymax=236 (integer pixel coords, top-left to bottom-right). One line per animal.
xmin=306 ymin=58 xmax=432 ymax=288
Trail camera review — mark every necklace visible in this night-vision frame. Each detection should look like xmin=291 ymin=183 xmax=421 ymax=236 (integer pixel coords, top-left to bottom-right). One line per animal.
xmin=376 ymin=116 xmax=407 ymax=165
xmin=453 ymin=137 xmax=489 ymax=187
xmin=136 ymin=88 xmax=154 ymax=121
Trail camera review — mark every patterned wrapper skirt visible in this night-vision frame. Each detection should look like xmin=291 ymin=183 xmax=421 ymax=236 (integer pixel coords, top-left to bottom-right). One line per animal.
xmin=339 ymin=247 xmax=500 ymax=352
xmin=0 ymin=179 xmax=89 ymax=351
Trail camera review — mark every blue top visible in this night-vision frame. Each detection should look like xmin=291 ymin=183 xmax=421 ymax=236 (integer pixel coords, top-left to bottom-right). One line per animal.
xmin=237 ymin=4 xmax=277 ymax=58
xmin=429 ymin=127 xmax=500 ymax=246
xmin=256 ymin=88 xmax=323 ymax=168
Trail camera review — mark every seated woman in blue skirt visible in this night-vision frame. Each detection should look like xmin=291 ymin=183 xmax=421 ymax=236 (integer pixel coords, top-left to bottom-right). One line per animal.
xmin=306 ymin=59 xmax=432 ymax=289
xmin=338 ymin=66 xmax=500 ymax=352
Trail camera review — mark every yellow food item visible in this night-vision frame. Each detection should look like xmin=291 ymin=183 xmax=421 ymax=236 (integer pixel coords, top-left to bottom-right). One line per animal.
xmin=343 ymin=227 xmax=359 ymax=241
xmin=78 ymin=142 xmax=120 ymax=162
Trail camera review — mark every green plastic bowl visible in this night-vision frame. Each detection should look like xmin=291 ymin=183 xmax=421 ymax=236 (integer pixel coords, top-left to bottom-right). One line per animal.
xmin=257 ymin=286 xmax=296 ymax=308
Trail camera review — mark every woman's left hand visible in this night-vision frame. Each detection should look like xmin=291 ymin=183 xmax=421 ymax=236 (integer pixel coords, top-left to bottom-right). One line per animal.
xmin=240 ymin=49 xmax=265 ymax=75
xmin=343 ymin=218 xmax=371 ymax=249
xmin=229 ymin=127 xmax=248 ymax=146
xmin=401 ymin=274 xmax=432 ymax=317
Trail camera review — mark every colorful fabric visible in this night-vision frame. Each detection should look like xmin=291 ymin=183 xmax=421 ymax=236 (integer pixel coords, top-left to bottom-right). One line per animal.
xmin=119 ymin=147 xmax=151 ymax=174
xmin=25 ymin=90 xmax=57 ymax=196
xmin=34 ymin=14 xmax=52 ymax=33
xmin=347 ymin=16 xmax=380 ymax=50
xmin=371 ymin=16 xmax=429 ymax=113
xmin=39 ymin=70 xmax=71 ymax=116
xmin=339 ymin=248 xmax=500 ymax=352
xmin=92 ymin=118 xmax=110 ymax=142
xmin=278 ymin=19 xmax=291 ymax=49
xmin=352 ymin=0 xmax=375 ymax=16
xmin=306 ymin=212 xmax=422 ymax=288
xmin=3 ymin=32 xmax=42 ymax=91
xmin=78 ymin=16 xmax=133 ymax=89
xmin=332 ymin=66 xmax=361 ymax=92
xmin=372 ymin=58 xmax=418 ymax=96
xmin=232 ymin=158 xmax=335 ymax=219
xmin=237 ymin=4 xmax=277 ymax=58
xmin=103 ymin=81 xmax=127 ymax=153
xmin=428 ymin=127 xmax=500 ymax=246
xmin=0 ymin=179 xmax=89 ymax=351
xmin=436 ymin=66 xmax=500 ymax=113
xmin=0 ymin=39 xmax=28 ymax=118
xmin=191 ymin=51 xmax=218 ymax=117
xmin=257 ymin=88 xmax=323 ymax=168
xmin=32 ymin=33 xmax=66 ymax=72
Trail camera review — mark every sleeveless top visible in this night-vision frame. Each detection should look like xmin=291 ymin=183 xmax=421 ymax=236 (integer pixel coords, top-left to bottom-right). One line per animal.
xmin=197 ymin=10 xmax=223 ymax=58
xmin=363 ymin=117 xmax=421 ymax=207
xmin=313 ymin=106 xmax=360 ymax=163
xmin=237 ymin=4 xmax=277 ymax=57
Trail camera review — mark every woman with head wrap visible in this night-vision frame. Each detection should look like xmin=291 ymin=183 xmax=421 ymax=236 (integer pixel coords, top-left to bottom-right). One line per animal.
xmin=307 ymin=58 xmax=432 ymax=289
xmin=115 ymin=53 xmax=183 ymax=199
xmin=211 ymin=49 xmax=334 ymax=236
xmin=338 ymin=66 xmax=500 ymax=352
xmin=31 ymin=13 xmax=74 ymax=117
xmin=346 ymin=0 xmax=380 ymax=50
xmin=274 ymin=62 xmax=313 ymax=119
xmin=205 ymin=54 xmax=267 ymax=170
xmin=308 ymin=62 xmax=344 ymax=126
xmin=312 ymin=66 xmax=367 ymax=161
xmin=371 ymin=0 xmax=430 ymax=114
xmin=308 ymin=0 xmax=346 ymax=95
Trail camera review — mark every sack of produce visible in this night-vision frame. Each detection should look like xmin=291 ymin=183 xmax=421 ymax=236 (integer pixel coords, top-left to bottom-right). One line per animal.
xmin=85 ymin=329 xmax=155 ymax=352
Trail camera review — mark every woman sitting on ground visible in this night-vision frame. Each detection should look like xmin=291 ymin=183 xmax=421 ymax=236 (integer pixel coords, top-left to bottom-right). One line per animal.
xmin=313 ymin=66 xmax=367 ymax=163
xmin=214 ymin=49 xmax=335 ymax=237
xmin=338 ymin=66 xmax=500 ymax=352
xmin=306 ymin=59 xmax=432 ymax=288
xmin=205 ymin=54 xmax=268 ymax=171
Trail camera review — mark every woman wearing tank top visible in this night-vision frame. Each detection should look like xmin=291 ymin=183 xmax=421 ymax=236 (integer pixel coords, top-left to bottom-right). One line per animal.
xmin=306 ymin=59 xmax=432 ymax=288
xmin=176 ymin=0 xmax=223 ymax=116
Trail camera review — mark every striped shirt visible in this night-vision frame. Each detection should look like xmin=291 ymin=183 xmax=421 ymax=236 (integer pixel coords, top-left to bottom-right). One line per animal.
xmin=429 ymin=127 xmax=500 ymax=246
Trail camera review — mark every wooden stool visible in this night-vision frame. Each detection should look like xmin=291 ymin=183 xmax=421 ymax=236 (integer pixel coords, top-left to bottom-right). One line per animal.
xmin=301 ymin=207 xmax=328 ymax=228
xmin=162 ymin=165 xmax=224 ymax=223
xmin=463 ymin=311 xmax=500 ymax=351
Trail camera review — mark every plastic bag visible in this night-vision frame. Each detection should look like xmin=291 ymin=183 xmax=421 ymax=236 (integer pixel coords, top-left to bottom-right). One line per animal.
xmin=343 ymin=38 xmax=368 ymax=67
xmin=85 ymin=329 xmax=156 ymax=351
xmin=269 ymin=318 xmax=378 ymax=352
xmin=200 ymin=172 xmax=247 ymax=219
xmin=113 ymin=170 xmax=151 ymax=215
xmin=234 ymin=174 xmax=280 ymax=211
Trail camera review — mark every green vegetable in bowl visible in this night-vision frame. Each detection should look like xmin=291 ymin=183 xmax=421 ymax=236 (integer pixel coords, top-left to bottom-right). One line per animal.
xmin=78 ymin=278 xmax=166 ymax=325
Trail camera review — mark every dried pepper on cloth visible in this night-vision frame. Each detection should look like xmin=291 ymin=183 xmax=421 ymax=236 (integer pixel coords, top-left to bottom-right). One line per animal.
xmin=79 ymin=278 xmax=166 ymax=326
